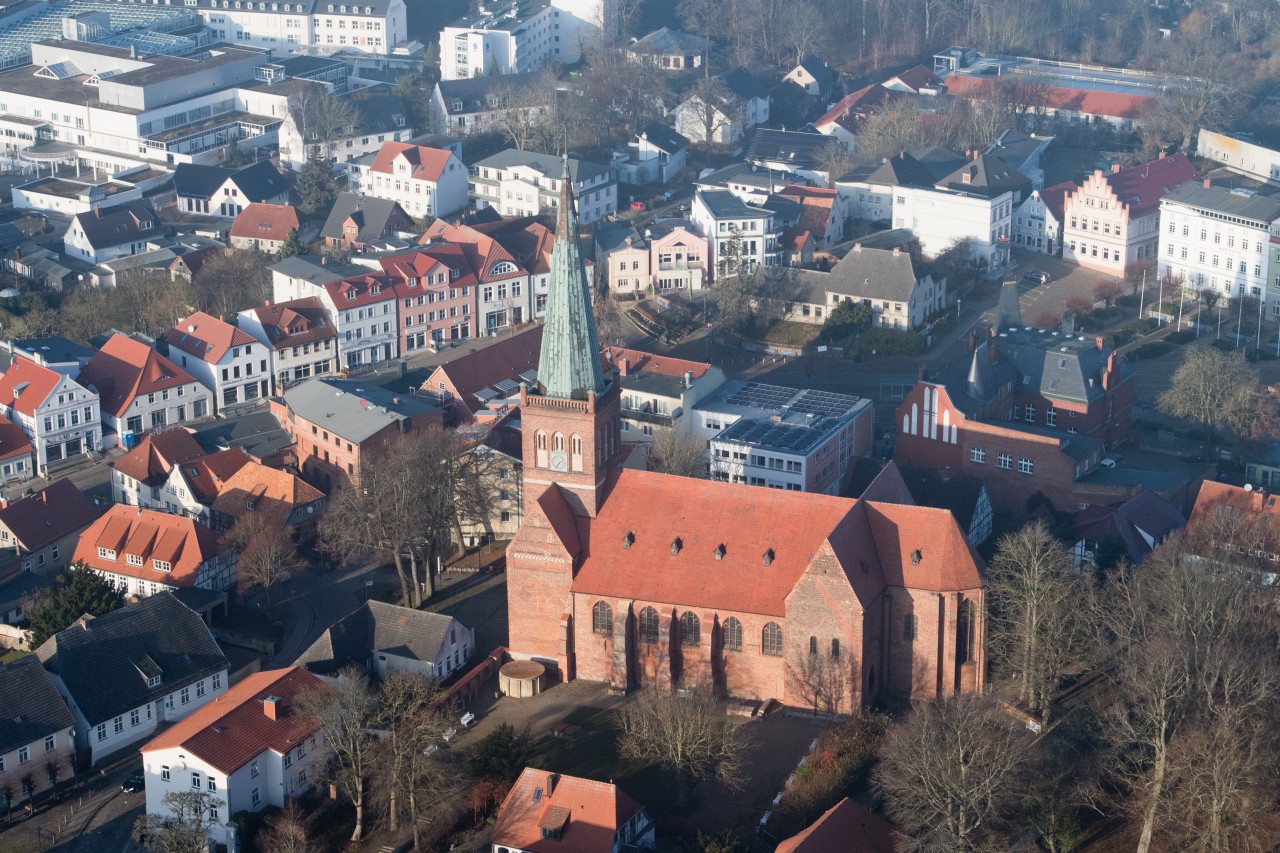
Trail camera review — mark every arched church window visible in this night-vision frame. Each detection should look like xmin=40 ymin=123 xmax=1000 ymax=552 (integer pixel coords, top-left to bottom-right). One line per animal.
xmin=592 ymin=601 xmax=612 ymax=634
xmin=638 ymin=607 xmax=659 ymax=642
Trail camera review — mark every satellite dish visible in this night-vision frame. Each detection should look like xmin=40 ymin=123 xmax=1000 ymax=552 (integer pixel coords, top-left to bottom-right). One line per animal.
xmin=1245 ymin=483 xmax=1254 ymax=492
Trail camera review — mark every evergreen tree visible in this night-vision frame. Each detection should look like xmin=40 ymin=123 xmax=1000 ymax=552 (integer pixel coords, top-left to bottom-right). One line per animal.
xmin=821 ymin=298 xmax=872 ymax=341
xmin=279 ymin=227 xmax=303 ymax=258
xmin=27 ymin=564 xmax=125 ymax=649
xmin=295 ymin=157 xmax=336 ymax=216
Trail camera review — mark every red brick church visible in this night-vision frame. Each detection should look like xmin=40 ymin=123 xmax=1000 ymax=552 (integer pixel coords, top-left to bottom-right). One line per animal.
xmin=506 ymin=165 xmax=986 ymax=710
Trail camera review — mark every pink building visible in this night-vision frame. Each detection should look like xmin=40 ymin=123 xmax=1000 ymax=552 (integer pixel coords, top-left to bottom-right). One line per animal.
xmin=649 ymin=220 xmax=708 ymax=291
xmin=378 ymin=244 xmax=477 ymax=352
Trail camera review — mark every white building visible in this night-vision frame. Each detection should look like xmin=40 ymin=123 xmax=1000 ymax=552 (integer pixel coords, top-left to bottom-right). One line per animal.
xmin=63 ymin=201 xmax=164 ymax=265
xmin=604 ymin=347 xmax=726 ymax=444
xmin=141 ymin=668 xmax=324 ymax=851
xmin=673 ymin=67 xmax=769 ymax=146
xmin=277 ymin=90 xmax=414 ymax=170
xmin=611 ymin=122 xmax=687 ymax=186
xmin=77 ymin=334 xmax=212 ymax=444
xmin=1157 ymin=179 xmax=1280 ymax=310
xmin=237 ymin=297 xmax=339 ymax=392
xmin=471 ymin=149 xmax=615 ymax=224
xmin=690 ymin=189 xmax=780 ymax=279
xmin=348 ymin=141 xmax=469 ymax=219
xmin=1196 ymin=129 xmax=1280 ymax=185
xmin=35 ymin=593 xmax=229 ymax=766
xmin=270 ymin=256 xmax=401 ymax=369
xmin=167 ymin=312 xmax=270 ymax=414
xmin=788 ymin=245 xmax=948 ymax=331
xmin=295 ymin=601 xmax=475 ymax=680
xmin=439 ymin=0 xmax=611 ymax=81
xmin=0 ymin=358 xmax=101 ymax=474
xmin=1013 ymin=182 xmax=1073 ymax=256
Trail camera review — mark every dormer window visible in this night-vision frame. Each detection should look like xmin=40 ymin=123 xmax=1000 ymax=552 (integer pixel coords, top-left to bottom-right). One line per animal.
xmin=154 ymin=560 xmax=172 ymax=572
xmin=346 ymin=291 xmax=356 ymax=301
xmin=371 ymin=284 xmax=381 ymax=294
xmin=622 ymin=531 xmax=634 ymax=549
xmin=126 ymin=554 xmax=143 ymax=567
xmin=670 ymin=537 xmax=682 ymax=555
xmin=97 ymin=547 xmax=116 ymax=560
xmin=714 ymin=544 xmax=726 ymax=560
xmin=911 ymin=549 xmax=922 ymax=565
xmin=148 ymin=674 xmax=161 ymax=687
xmin=762 ymin=548 xmax=774 ymax=567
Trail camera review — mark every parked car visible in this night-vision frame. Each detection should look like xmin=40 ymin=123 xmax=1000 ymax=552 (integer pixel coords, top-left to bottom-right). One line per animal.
xmin=122 ymin=771 xmax=145 ymax=793
xmin=1023 ymin=270 xmax=1050 ymax=284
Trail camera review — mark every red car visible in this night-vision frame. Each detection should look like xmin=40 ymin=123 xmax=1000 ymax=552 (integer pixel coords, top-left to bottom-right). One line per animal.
xmin=630 ymin=201 xmax=647 ymax=211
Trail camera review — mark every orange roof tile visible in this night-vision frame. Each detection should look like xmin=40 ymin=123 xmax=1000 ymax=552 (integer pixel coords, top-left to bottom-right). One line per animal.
xmin=0 ymin=414 xmax=30 ymax=462
xmin=247 ymin=297 xmax=336 ymax=351
xmin=142 ymin=667 xmax=324 ymax=775
xmin=780 ymin=226 xmax=813 ymax=253
xmin=210 ymin=460 xmax=325 ymax=528
xmin=863 ymin=502 xmax=984 ymax=591
xmin=888 ymin=64 xmax=943 ymax=93
xmin=180 ymin=448 xmax=253 ymax=505
xmin=0 ymin=478 xmax=100 ymax=551
xmin=816 ymin=84 xmax=896 ymax=133
xmin=368 ymin=142 xmax=454 ymax=183
xmin=944 ymin=75 xmax=1153 ymax=119
xmin=74 ymin=505 xmax=224 ymax=588
xmin=229 ymin=203 xmax=299 ymax=242
xmin=493 ymin=767 xmax=644 ymax=853
xmin=775 ymin=797 xmax=896 ymax=853
xmin=169 ymin=311 xmax=259 ymax=365
xmin=602 ymin=347 xmax=711 ymax=381
xmin=110 ymin=429 xmax=207 ymax=486
xmin=1190 ymin=480 xmax=1280 ymax=528
xmin=0 ymin=358 xmax=62 ymax=417
xmin=322 ymin=273 xmax=398 ymax=309
xmin=77 ymin=334 xmax=200 ymax=418
xmin=422 ymin=326 xmax=543 ymax=418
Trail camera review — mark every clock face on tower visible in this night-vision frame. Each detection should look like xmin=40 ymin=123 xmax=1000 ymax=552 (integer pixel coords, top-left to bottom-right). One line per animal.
xmin=550 ymin=449 xmax=568 ymax=472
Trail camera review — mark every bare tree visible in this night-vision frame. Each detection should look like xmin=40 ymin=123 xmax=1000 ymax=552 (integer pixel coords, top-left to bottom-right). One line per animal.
xmin=371 ymin=671 xmax=455 ymax=848
xmin=260 ymin=801 xmax=312 ymax=853
xmin=1156 ymin=346 xmax=1259 ymax=444
xmin=489 ymin=75 xmax=553 ymax=152
xmin=135 ymin=790 xmax=226 ymax=853
xmin=787 ymin=646 xmax=850 ymax=715
xmin=617 ymin=687 xmax=745 ymax=809
xmin=683 ymin=77 xmax=739 ymax=146
xmin=677 ymin=0 xmax=717 ymax=76
xmin=1092 ymin=279 xmax=1123 ymax=310
xmin=190 ymin=249 xmax=273 ymax=318
xmin=874 ymin=695 xmax=1027 ymax=851
xmin=226 ymin=515 xmax=303 ymax=611
xmin=780 ymin=1 xmax=828 ymax=62
xmin=647 ymin=429 xmax=707 ymax=479
xmin=298 ymin=668 xmax=378 ymax=843
xmin=295 ymin=83 xmax=358 ymax=163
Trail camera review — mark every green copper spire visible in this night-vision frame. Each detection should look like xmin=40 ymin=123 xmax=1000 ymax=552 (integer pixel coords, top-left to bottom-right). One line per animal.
xmin=537 ymin=156 xmax=606 ymax=400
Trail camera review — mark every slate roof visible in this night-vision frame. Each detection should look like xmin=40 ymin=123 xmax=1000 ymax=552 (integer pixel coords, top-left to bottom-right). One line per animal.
xmin=695 ymin=162 xmax=794 ymax=193
xmin=423 ymin=326 xmax=543 ymax=418
xmin=345 ymin=92 xmax=411 ymax=136
xmin=723 ymin=66 xmax=768 ymax=101
xmin=696 ymin=188 xmax=772 ymax=219
xmin=173 ymin=161 xmax=289 ymax=204
xmin=0 ymin=478 xmax=100 ymax=552
xmin=1074 ymin=488 xmax=1186 ymax=564
xmin=269 ymin=254 xmax=367 ymax=287
xmin=474 ymin=149 xmax=612 ymax=185
xmin=436 ymin=72 xmax=543 ymax=116
xmin=110 ymin=429 xmax=207 ymax=487
xmin=36 ymin=592 xmax=228 ymax=727
xmin=0 ymin=357 xmax=62 ymax=417
xmin=69 ymin=201 xmax=163 ymax=251
xmin=1160 ymin=179 xmax=1280 ymax=222
xmin=168 ymin=311 xmax=257 ymax=365
xmin=0 ymin=655 xmax=73 ymax=757
xmin=635 ymin=121 xmax=687 ymax=154
xmin=294 ymin=600 xmax=460 ymax=674
xmin=861 ymin=149 xmax=950 ymax=189
xmin=934 ymin=153 xmax=1031 ymax=199
xmin=629 ymin=27 xmax=708 ymax=56
xmin=743 ymin=128 xmax=833 ymax=170
xmin=188 ymin=412 xmax=294 ymax=462
xmin=142 ymin=667 xmax=323 ymax=775
xmin=230 ymin=203 xmax=299 ymax=243
xmin=493 ymin=767 xmax=646 ymax=853
xmin=72 ymin=506 xmax=226 ymax=589
xmin=321 ymin=192 xmax=414 ymax=245
xmin=77 ymin=334 xmax=200 ymax=418
xmin=280 ymin=377 xmax=440 ymax=444
xmin=594 ymin=221 xmax=645 ymax=254
xmin=897 ymin=467 xmax=988 ymax=534
xmin=792 ymin=245 xmax=929 ymax=304
xmin=775 ymin=797 xmax=896 ymax=853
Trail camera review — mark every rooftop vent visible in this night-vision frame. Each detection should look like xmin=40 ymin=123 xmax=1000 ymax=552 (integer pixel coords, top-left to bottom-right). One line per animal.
xmin=714 ymin=544 xmax=725 ymax=560
xmin=762 ymin=548 xmax=774 ymax=567
xmin=670 ymin=537 xmax=682 ymax=555
xmin=911 ymin=549 xmax=922 ymax=565
xmin=622 ymin=531 xmax=634 ymax=549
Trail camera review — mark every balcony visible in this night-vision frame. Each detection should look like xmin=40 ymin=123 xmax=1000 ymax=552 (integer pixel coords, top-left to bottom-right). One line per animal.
xmin=622 ymin=407 xmax=676 ymax=426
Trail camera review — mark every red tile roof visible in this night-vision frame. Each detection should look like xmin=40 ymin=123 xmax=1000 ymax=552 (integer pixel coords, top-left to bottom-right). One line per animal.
xmin=110 ymin=429 xmax=207 ymax=487
xmin=419 ymin=219 xmax=527 ymax=284
xmin=888 ymin=64 xmax=943 ymax=93
xmin=493 ymin=767 xmax=645 ymax=853
xmin=1095 ymin=152 xmax=1199 ymax=217
xmin=603 ymin=347 xmax=712 ymax=381
xmin=142 ymin=667 xmax=324 ymax=775
xmin=944 ymin=75 xmax=1154 ymax=120
xmin=0 ymin=478 xmax=100 ymax=552
xmin=169 ymin=311 xmax=258 ymax=365
xmin=322 ymin=273 xmax=398 ymax=309
xmin=368 ymin=142 xmax=455 ymax=182
xmin=0 ymin=414 xmax=30 ymax=462
xmin=229 ymin=203 xmax=299 ymax=243
xmin=209 ymin=461 xmax=325 ymax=528
xmin=180 ymin=448 xmax=253 ymax=505
xmin=1190 ymin=480 xmax=1280 ymax=529
xmin=780 ymin=226 xmax=814 ymax=253
xmin=168 ymin=245 xmax=223 ymax=280
xmin=1037 ymin=180 xmax=1076 ymax=223
xmin=816 ymin=84 xmax=896 ymax=134
xmin=78 ymin=334 xmax=200 ymax=418
xmin=247 ymin=297 xmax=336 ymax=351
xmin=775 ymin=797 xmax=896 ymax=853
xmin=423 ymin=326 xmax=544 ymax=418
xmin=74 ymin=505 xmax=224 ymax=588
xmin=862 ymin=502 xmax=985 ymax=591
xmin=0 ymin=357 xmax=62 ymax=417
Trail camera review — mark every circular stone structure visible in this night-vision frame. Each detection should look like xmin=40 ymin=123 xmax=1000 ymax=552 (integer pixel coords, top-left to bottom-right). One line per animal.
xmin=499 ymin=660 xmax=547 ymax=698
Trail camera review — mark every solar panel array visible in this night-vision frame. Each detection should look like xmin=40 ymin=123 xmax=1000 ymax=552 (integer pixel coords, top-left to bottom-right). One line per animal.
xmin=719 ymin=418 xmax=824 ymax=454
xmin=791 ymin=388 xmax=860 ymax=418
xmin=0 ymin=2 xmax=198 ymax=70
xmin=724 ymin=382 xmax=796 ymax=411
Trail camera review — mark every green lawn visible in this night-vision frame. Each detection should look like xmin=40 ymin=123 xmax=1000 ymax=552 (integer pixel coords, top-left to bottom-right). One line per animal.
xmin=0 ymin=648 xmax=27 ymax=665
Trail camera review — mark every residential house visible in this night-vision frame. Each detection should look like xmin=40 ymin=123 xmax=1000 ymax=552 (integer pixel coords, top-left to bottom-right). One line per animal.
xmin=611 ymin=123 xmax=688 ymax=186
xmin=208 ymin=461 xmax=326 ymax=534
xmin=626 ymin=27 xmax=707 ymax=70
xmin=166 ymin=312 xmax=270 ymax=415
xmin=1013 ymin=181 xmax=1073 ymax=255
xmin=743 ymin=128 xmax=836 ymax=186
xmin=985 ymin=129 xmax=1054 ymax=191
xmin=777 ymin=185 xmax=847 ymax=248
xmin=1062 ymin=153 xmax=1199 ymax=276
xmin=36 ymin=592 xmax=230 ymax=765
xmin=0 ymin=357 xmax=102 ymax=474
xmin=438 ymin=0 xmax=607 ymax=80
xmin=0 ymin=479 xmax=101 ymax=577
xmin=109 ymin=429 xmax=209 ymax=511
xmin=348 ymin=141 xmax=469 ymax=220
xmin=1072 ymin=488 xmax=1185 ymax=568
xmin=421 ymin=326 xmax=542 ymax=426
xmin=172 ymin=161 xmax=290 ymax=218
xmin=694 ymin=381 xmax=874 ymax=494
xmin=649 ymin=219 xmax=708 ymax=292
xmin=674 ymin=67 xmax=769 ymax=145
xmin=457 ymin=424 xmax=523 ymax=544
xmin=883 ymin=64 xmax=943 ymax=94
xmin=1187 ymin=481 xmax=1280 ymax=572
xmin=1195 ymin=129 xmax=1280 ymax=185
xmin=944 ymin=75 xmax=1151 ymax=132
xmin=813 ymin=83 xmax=900 ymax=149
xmin=0 ymin=568 xmax=48 ymax=625
xmin=270 ymin=255 xmax=402 ymax=370
xmin=270 ymin=377 xmax=443 ymax=488
xmin=0 ymin=337 xmax=96 ymax=378
xmin=775 ymin=797 xmax=896 ymax=853
xmin=787 ymin=244 xmax=947 ymax=330
xmin=188 ymin=412 xmax=295 ymax=469
xmin=237 ymin=297 xmax=339 ymax=393
xmin=295 ymin=600 xmax=474 ymax=680
xmin=63 ymin=201 xmax=164 ymax=264
xmin=1245 ymin=443 xmax=1280 ymax=488
xmin=320 ymin=192 xmax=416 ymax=252
xmin=229 ymin=204 xmax=300 ymax=254
xmin=595 ymin=223 xmax=649 ymax=296
xmin=782 ymin=55 xmax=839 ymax=100
xmin=429 ymin=72 xmax=546 ymax=137
xmin=0 ymin=656 xmax=76 ymax=801
xmin=141 ymin=668 xmax=325 ymax=852
xmin=604 ymin=347 xmax=727 ymax=443
xmin=780 ymin=227 xmax=816 ymax=267
xmin=0 ymin=415 xmax=33 ymax=489
xmin=835 ymin=146 xmax=963 ymax=225
xmin=77 ymin=333 xmax=212 ymax=443
xmin=374 ymin=242 xmax=480 ymax=352
xmin=73 ymin=506 xmax=237 ymax=598
xmin=690 ymin=189 xmax=781 ymax=279
xmin=471 ymin=150 xmax=616 ymax=224
xmin=1156 ymin=178 xmax=1280 ymax=308
xmin=492 ymin=768 xmax=656 ymax=853
xmin=279 ymin=92 xmax=414 ymax=170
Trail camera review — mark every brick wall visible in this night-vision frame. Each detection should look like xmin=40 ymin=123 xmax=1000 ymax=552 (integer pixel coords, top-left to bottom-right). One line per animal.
xmin=505 ymin=497 xmax=576 ymax=677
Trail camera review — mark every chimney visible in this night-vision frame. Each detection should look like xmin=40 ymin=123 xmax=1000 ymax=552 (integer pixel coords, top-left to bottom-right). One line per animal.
xmin=546 ymin=773 xmax=556 ymax=796
xmin=1203 ymin=178 xmax=1212 ymax=189
xmin=892 ymin=246 xmax=901 ymax=257
xmin=852 ymin=243 xmax=862 ymax=253
xmin=988 ymin=341 xmax=998 ymax=363
xmin=94 ymin=208 xmax=101 ymax=218
xmin=968 ymin=328 xmax=978 ymax=352
xmin=1159 ymin=151 xmax=1166 ymax=159
xmin=0 ymin=498 xmax=7 ymax=510
xmin=917 ymin=363 xmax=926 ymax=381
xmin=263 ymin=299 xmax=271 ymax=307
xmin=683 ymin=370 xmax=693 ymax=388
xmin=620 ymin=357 xmax=630 ymax=376
xmin=320 ymin=256 xmax=327 ymax=265
xmin=40 ymin=490 xmax=47 ymax=503
xmin=263 ymin=696 xmax=281 ymax=721
xmin=1112 ymin=164 xmax=1122 ymax=173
